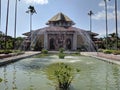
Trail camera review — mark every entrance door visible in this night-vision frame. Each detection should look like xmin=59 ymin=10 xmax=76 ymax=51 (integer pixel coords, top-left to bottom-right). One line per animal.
xmin=50 ymin=38 xmax=55 ymax=50
xmin=66 ymin=38 xmax=71 ymax=50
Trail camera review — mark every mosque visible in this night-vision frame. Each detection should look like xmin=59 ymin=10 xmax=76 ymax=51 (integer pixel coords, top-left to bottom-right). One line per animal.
xmin=23 ymin=12 xmax=98 ymax=51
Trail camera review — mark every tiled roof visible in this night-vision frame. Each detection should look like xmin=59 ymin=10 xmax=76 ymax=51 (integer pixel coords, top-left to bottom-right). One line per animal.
xmin=48 ymin=12 xmax=73 ymax=22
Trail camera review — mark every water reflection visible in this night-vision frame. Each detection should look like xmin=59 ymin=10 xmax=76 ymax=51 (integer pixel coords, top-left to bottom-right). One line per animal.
xmin=3 ymin=66 xmax=8 ymax=90
xmin=28 ymin=72 xmax=35 ymax=90
xmin=12 ymin=64 xmax=17 ymax=90
xmin=112 ymin=65 xmax=120 ymax=90
xmin=105 ymin=64 xmax=109 ymax=90
xmin=0 ymin=55 xmax=120 ymax=90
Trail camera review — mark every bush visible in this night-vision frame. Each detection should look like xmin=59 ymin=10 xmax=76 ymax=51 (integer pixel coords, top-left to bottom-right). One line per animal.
xmin=59 ymin=48 xmax=64 ymax=53
xmin=103 ymin=50 xmax=113 ymax=54
xmin=41 ymin=49 xmax=48 ymax=54
xmin=59 ymin=53 xmax=65 ymax=59
xmin=45 ymin=63 xmax=80 ymax=90
xmin=112 ymin=50 xmax=120 ymax=55
xmin=0 ymin=78 xmax=2 ymax=83
xmin=4 ymin=50 xmax=12 ymax=54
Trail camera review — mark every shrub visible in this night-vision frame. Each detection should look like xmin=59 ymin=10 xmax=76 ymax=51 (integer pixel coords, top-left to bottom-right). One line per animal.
xmin=0 ymin=78 xmax=2 ymax=83
xmin=4 ymin=50 xmax=12 ymax=54
xmin=112 ymin=50 xmax=120 ymax=55
xmin=59 ymin=53 xmax=65 ymax=59
xmin=45 ymin=63 xmax=80 ymax=90
xmin=103 ymin=50 xmax=113 ymax=54
xmin=41 ymin=49 xmax=48 ymax=54
xmin=59 ymin=48 xmax=64 ymax=53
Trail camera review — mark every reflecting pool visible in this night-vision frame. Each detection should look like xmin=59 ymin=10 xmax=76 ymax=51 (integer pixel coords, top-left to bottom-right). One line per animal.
xmin=0 ymin=55 xmax=120 ymax=90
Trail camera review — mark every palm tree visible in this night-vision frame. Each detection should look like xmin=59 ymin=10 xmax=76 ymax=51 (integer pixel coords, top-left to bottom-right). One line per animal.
xmin=5 ymin=0 xmax=10 ymax=50
xmin=26 ymin=5 xmax=36 ymax=50
xmin=14 ymin=0 xmax=20 ymax=49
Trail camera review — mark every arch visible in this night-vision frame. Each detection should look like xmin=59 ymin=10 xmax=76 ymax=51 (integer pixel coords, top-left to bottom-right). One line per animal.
xmin=50 ymin=38 xmax=55 ymax=50
xmin=66 ymin=38 xmax=71 ymax=50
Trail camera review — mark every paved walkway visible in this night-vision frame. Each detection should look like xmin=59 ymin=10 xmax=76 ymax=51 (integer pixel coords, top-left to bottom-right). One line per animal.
xmin=81 ymin=52 xmax=120 ymax=65
xmin=0 ymin=51 xmax=40 ymax=66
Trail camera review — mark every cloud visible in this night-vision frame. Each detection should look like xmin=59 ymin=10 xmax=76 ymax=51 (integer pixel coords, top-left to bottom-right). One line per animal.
xmin=93 ymin=10 xmax=120 ymax=21
xmin=99 ymin=1 xmax=114 ymax=10
xmin=24 ymin=0 xmax=48 ymax=5
xmin=93 ymin=1 xmax=120 ymax=21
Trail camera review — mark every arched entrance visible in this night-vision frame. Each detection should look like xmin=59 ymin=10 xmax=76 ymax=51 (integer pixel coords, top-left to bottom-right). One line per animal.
xmin=50 ymin=38 xmax=55 ymax=50
xmin=66 ymin=38 xmax=71 ymax=50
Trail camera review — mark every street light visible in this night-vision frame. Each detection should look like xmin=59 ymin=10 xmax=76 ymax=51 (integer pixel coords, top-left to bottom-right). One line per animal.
xmin=0 ymin=0 xmax=1 ymax=31
xmin=5 ymin=0 xmax=10 ymax=50
xmin=88 ymin=10 xmax=94 ymax=38
xmin=114 ymin=0 xmax=118 ymax=50
xmin=104 ymin=0 xmax=110 ymax=49
xmin=14 ymin=0 xmax=20 ymax=49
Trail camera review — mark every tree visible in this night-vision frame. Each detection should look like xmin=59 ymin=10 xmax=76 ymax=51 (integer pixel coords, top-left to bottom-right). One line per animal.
xmin=26 ymin=5 xmax=37 ymax=50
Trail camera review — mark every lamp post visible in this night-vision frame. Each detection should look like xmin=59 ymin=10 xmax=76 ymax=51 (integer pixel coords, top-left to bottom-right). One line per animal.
xmin=114 ymin=0 xmax=118 ymax=50
xmin=88 ymin=10 xmax=94 ymax=38
xmin=0 ymin=0 xmax=1 ymax=31
xmin=14 ymin=0 xmax=20 ymax=49
xmin=5 ymin=0 xmax=10 ymax=50
xmin=104 ymin=0 xmax=110 ymax=49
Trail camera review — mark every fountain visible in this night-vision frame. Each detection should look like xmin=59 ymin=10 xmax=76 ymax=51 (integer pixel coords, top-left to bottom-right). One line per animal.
xmin=0 ymin=54 xmax=120 ymax=90
xmin=21 ymin=12 xmax=98 ymax=51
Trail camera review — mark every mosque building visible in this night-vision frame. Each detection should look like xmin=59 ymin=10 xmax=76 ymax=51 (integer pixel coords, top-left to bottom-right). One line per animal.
xmin=23 ymin=12 xmax=98 ymax=51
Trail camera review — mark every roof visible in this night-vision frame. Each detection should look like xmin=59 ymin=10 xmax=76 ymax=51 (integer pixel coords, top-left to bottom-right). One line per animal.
xmin=87 ymin=31 xmax=99 ymax=36
xmin=23 ymin=26 xmax=99 ymax=36
xmin=46 ymin=12 xmax=75 ymax=25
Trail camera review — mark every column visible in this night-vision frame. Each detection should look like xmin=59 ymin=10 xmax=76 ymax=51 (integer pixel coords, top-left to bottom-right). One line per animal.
xmin=73 ymin=32 xmax=77 ymax=50
xmin=44 ymin=32 xmax=48 ymax=49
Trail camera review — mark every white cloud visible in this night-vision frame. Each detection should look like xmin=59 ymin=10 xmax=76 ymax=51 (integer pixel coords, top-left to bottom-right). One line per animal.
xmin=24 ymin=0 xmax=48 ymax=5
xmin=93 ymin=1 xmax=120 ymax=21
xmin=93 ymin=10 xmax=120 ymax=21
xmin=99 ymin=1 xmax=114 ymax=10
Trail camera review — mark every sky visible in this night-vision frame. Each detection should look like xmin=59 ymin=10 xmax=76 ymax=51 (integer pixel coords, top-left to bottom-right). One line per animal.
xmin=1 ymin=0 xmax=120 ymax=37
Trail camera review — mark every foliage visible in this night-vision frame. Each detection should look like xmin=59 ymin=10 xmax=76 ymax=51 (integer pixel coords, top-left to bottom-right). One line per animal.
xmin=0 ymin=35 xmax=24 ymax=50
xmin=45 ymin=63 xmax=80 ymax=90
xmin=59 ymin=48 xmax=64 ymax=53
xmin=0 ymin=50 xmax=12 ymax=54
xmin=97 ymin=33 xmax=120 ymax=50
xmin=41 ymin=49 xmax=48 ymax=54
xmin=103 ymin=50 xmax=113 ymax=54
xmin=112 ymin=50 xmax=120 ymax=55
xmin=0 ymin=78 xmax=2 ymax=83
xmin=102 ymin=49 xmax=120 ymax=55
xmin=59 ymin=53 xmax=65 ymax=59
xmin=34 ymin=41 xmax=42 ymax=51
xmin=98 ymin=49 xmax=104 ymax=52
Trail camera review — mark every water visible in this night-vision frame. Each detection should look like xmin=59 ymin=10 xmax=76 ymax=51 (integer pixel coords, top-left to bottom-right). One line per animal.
xmin=0 ymin=55 xmax=120 ymax=90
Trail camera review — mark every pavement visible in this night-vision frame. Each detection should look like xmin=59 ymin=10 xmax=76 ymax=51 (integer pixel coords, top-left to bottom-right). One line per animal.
xmin=81 ymin=52 xmax=120 ymax=65
xmin=0 ymin=51 xmax=40 ymax=66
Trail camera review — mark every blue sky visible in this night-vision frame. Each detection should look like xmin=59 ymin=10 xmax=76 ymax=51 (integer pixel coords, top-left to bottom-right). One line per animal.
xmin=1 ymin=0 xmax=120 ymax=37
